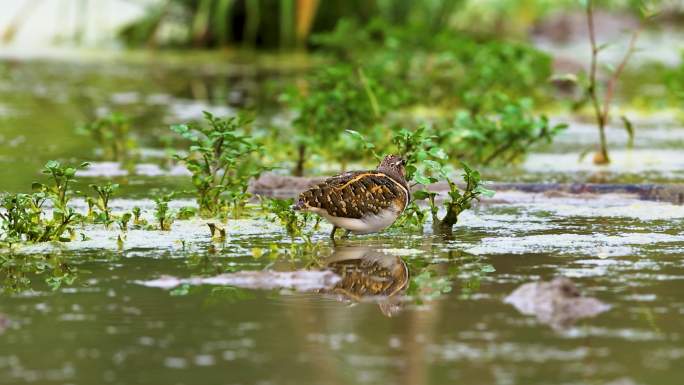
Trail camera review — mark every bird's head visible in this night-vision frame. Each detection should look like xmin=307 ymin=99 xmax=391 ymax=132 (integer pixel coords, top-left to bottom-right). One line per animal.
xmin=377 ymin=154 xmax=406 ymax=179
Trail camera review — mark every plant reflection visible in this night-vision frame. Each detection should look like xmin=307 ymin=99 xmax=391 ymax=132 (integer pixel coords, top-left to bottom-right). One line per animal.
xmin=0 ymin=253 xmax=80 ymax=294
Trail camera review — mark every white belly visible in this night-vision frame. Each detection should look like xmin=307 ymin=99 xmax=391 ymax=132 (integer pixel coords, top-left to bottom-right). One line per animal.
xmin=309 ymin=205 xmax=401 ymax=234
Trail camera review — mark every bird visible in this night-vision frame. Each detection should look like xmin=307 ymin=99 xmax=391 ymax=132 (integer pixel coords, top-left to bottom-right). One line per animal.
xmin=292 ymin=154 xmax=410 ymax=239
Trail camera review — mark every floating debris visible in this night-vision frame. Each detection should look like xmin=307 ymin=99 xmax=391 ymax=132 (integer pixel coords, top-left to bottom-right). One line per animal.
xmin=76 ymin=162 xmax=190 ymax=177
xmin=504 ymin=277 xmax=611 ymax=329
xmin=136 ymin=270 xmax=341 ymax=292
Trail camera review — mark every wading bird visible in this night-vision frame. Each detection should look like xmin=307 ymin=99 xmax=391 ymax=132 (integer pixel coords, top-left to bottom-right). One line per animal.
xmin=293 ymin=155 xmax=409 ymax=239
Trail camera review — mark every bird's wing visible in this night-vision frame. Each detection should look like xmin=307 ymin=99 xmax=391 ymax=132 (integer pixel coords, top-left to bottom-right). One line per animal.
xmin=298 ymin=171 xmax=408 ymax=218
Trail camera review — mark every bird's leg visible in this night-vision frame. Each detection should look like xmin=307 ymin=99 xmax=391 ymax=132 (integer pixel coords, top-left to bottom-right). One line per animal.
xmin=329 ymin=225 xmax=338 ymax=240
xmin=342 ymin=230 xmax=351 ymax=239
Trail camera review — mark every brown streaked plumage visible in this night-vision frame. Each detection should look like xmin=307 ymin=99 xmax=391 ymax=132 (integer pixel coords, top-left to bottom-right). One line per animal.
xmin=293 ymin=155 xmax=409 ymax=239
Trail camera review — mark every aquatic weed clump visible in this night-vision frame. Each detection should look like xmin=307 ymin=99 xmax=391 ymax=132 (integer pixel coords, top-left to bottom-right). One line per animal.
xmin=89 ymin=182 xmax=119 ymax=228
xmin=284 ymin=63 xmax=391 ymax=176
xmin=76 ymin=112 xmax=137 ymax=161
xmin=391 ymin=126 xmax=494 ymax=232
xmin=346 ymin=125 xmax=494 ymax=233
xmin=171 ymin=111 xmax=266 ymax=218
xmin=0 ymin=161 xmax=89 ymax=245
xmin=261 ymin=197 xmax=319 ymax=237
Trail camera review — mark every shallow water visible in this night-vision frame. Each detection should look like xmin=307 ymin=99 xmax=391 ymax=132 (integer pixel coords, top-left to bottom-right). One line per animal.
xmin=1 ymin=193 xmax=684 ymax=385
xmin=0 ymin=56 xmax=294 ymax=193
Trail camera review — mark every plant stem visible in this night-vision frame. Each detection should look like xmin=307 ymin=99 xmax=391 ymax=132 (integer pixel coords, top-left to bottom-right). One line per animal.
xmin=601 ymin=29 xmax=641 ymax=125
xmin=585 ymin=0 xmax=609 ymax=164
xmin=586 ymin=0 xmax=641 ymax=164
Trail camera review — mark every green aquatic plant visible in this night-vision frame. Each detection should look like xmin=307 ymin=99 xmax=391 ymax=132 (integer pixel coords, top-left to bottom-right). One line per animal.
xmin=171 ymin=111 xmax=265 ymax=218
xmin=406 ymin=251 xmax=495 ymax=303
xmin=77 ymin=112 xmax=136 ymax=161
xmin=0 ymin=193 xmax=47 ymax=243
xmin=34 ymin=161 xmax=88 ymax=241
xmin=346 ymin=125 xmax=493 ymax=232
xmin=84 ymin=196 xmax=97 ymax=221
xmin=153 ymin=192 xmax=175 ymax=231
xmin=418 ymin=162 xmax=495 ymax=233
xmin=34 ymin=161 xmax=88 ymax=216
xmin=1 ymin=161 xmax=89 ymax=244
xmin=315 ymin=18 xmax=553 ymax=111
xmin=441 ymin=95 xmax=567 ymax=166
xmin=285 ymin=64 xmax=389 ymax=176
xmin=177 ymin=206 xmax=197 ymax=220
xmin=391 ymin=201 xmax=429 ymax=232
xmin=44 ymin=254 xmax=79 ymax=291
xmin=131 ymin=206 xmax=147 ymax=228
xmin=392 ymin=125 xmax=446 ymax=182
xmin=89 ymin=182 xmax=119 ymax=227
xmin=262 ymin=197 xmax=316 ymax=237
xmin=408 ymin=270 xmax=453 ymax=301
xmin=117 ymin=213 xmax=132 ymax=233
xmin=391 ymin=127 xmax=495 ymax=232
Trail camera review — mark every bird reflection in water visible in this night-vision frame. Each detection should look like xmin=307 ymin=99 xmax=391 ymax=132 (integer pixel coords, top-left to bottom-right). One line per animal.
xmin=319 ymin=246 xmax=409 ymax=317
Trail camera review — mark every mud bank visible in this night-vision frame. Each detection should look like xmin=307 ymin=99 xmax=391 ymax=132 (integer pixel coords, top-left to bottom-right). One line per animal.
xmin=250 ymin=174 xmax=684 ymax=204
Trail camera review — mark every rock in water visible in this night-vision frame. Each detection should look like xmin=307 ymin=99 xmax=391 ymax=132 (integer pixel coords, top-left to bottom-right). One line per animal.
xmin=504 ymin=277 xmax=610 ymax=329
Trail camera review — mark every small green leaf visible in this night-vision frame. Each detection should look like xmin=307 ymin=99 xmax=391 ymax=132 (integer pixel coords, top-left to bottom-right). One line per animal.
xmin=45 ymin=160 xmax=59 ymax=169
xmin=412 ymin=190 xmax=432 ymax=200
xmin=428 ymin=147 xmax=448 ymax=160
xmin=621 ymin=115 xmax=635 ymax=149
xmin=475 ymin=186 xmax=496 ymax=198
xmin=413 ymin=175 xmax=433 ymax=185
